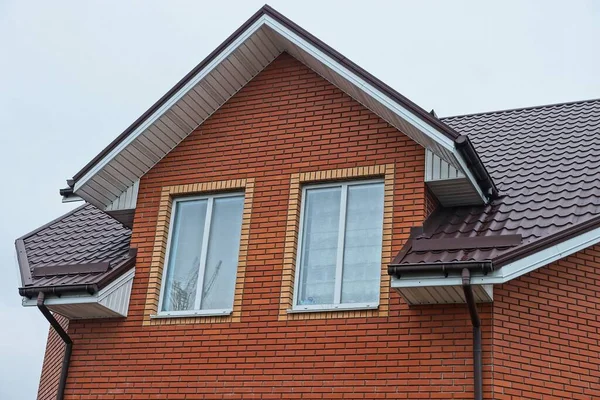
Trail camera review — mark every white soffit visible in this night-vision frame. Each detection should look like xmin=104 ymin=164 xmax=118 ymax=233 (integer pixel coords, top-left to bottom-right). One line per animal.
xmin=21 ymin=268 xmax=135 ymax=319
xmin=424 ymin=149 xmax=482 ymax=206
xmin=73 ymin=14 xmax=484 ymax=209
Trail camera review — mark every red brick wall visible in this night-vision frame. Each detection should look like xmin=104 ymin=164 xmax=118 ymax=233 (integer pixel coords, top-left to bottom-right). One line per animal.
xmin=492 ymin=244 xmax=600 ymax=399
xmin=37 ymin=314 xmax=69 ymax=400
xmin=57 ymin=53 xmax=489 ymax=399
xmin=425 ymin=186 xmax=439 ymax=219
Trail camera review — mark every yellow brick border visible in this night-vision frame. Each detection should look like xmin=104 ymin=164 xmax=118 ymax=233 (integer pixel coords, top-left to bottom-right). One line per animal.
xmin=143 ymin=178 xmax=254 ymax=325
xmin=279 ymin=165 xmax=394 ymax=321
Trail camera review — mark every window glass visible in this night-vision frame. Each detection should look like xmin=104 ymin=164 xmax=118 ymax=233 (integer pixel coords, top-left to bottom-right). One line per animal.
xmin=297 ymin=187 xmax=341 ymax=305
xmin=201 ymin=196 xmax=244 ymax=310
xmin=161 ymin=194 xmax=244 ymax=313
xmin=341 ymin=183 xmax=384 ymax=303
xmin=295 ymin=181 xmax=384 ymax=308
xmin=162 ymin=200 xmax=207 ymax=312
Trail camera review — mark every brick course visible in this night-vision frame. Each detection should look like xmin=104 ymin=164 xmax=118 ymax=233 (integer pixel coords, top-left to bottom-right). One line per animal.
xmin=36 ymin=53 xmax=599 ymax=399
xmin=492 ymin=244 xmax=600 ymax=399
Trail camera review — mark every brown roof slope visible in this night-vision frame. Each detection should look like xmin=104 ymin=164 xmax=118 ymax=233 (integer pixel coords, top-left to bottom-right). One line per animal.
xmin=395 ymin=99 xmax=600 ymax=267
xmin=16 ymin=204 xmax=134 ymax=295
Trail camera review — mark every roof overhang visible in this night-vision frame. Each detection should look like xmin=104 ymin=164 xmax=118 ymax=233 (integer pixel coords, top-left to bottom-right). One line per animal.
xmin=21 ymin=268 xmax=135 ymax=319
xmin=390 ymin=221 xmax=600 ymax=304
xmin=63 ymin=5 xmax=493 ymax=210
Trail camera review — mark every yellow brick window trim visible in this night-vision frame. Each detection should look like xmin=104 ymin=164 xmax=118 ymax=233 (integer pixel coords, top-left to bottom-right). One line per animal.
xmin=279 ymin=165 xmax=394 ymax=321
xmin=143 ymin=178 xmax=254 ymax=325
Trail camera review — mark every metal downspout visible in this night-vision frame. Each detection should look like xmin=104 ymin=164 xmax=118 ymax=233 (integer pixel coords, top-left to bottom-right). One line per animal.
xmin=37 ymin=292 xmax=72 ymax=400
xmin=462 ymin=268 xmax=483 ymax=400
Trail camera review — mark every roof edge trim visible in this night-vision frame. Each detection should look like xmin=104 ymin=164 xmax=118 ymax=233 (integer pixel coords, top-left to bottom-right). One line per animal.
xmin=70 ymin=5 xmax=483 ymax=200
xmin=71 ymin=6 xmax=270 ymax=183
xmin=73 ymin=15 xmax=270 ymax=192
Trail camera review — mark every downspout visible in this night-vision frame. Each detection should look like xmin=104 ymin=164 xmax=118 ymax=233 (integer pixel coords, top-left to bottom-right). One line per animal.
xmin=462 ymin=268 xmax=483 ymax=400
xmin=37 ymin=292 xmax=72 ymax=400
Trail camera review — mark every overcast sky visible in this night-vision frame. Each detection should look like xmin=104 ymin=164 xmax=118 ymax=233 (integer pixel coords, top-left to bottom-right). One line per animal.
xmin=1 ymin=1 xmax=599 ymax=398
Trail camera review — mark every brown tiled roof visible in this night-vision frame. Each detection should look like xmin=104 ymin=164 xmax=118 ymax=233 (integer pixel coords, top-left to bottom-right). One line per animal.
xmin=16 ymin=204 xmax=134 ymax=293
xmin=395 ymin=99 xmax=600 ymax=266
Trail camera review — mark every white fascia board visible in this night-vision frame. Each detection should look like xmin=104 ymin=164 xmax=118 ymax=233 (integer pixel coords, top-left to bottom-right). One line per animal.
xmin=74 ymin=14 xmax=485 ymax=205
xmin=61 ymin=195 xmax=84 ymax=204
xmin=265 ymin=17 xmax=485 ymax=203
xmin=472 ymin=224 xmax=600 ymax=285
xmin=264 ymin=17 xmax=455 ymax=152
xmin=392 ymin=225 xmax=600 ymax=289
xmin=73 ymin=16 xmax=269 ymax=193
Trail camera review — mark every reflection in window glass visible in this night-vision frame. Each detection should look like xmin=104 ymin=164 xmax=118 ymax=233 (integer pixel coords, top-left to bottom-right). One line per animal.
xmin=297 ymin=187 xmax=341 ymax=305
xmin=161 ymin=194 xmax=244 ymax=312
xmin=296 ymin=181 xmax=384 ymax=307
xmin=341 ymin=184 xmax=383 ymax=303
xmin=201 ymin=196 xmax=244 ymax=310
xmin=162 ymin=200 xmax=207 ymax=312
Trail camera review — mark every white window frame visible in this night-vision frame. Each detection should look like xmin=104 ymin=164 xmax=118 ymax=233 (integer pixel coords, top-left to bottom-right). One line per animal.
xmin=156 ymin=191 xmax=244 ymax=318
xmin=291 ymin=179 xmax=384 ymax=313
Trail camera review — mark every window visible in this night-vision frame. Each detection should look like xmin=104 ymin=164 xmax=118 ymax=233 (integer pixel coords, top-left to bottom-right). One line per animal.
xmin=294 ymin=181 xmax=384 ymax=310
xmin=159 ymin=193 xmax=244 ymax=315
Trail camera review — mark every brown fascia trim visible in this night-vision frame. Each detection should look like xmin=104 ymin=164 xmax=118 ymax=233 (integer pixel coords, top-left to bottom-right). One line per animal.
xmin=493 ymin=214 xmax=600 ymax=267
xmin=69 ymin=6 xmax=271 ymax=184
xmin=68 ymin=4 xmax=469 ymax=188
xmin=455 ymin=135 xmax=498 ymax=198
xmin=15 ymin=239 xmax=32 ymax=286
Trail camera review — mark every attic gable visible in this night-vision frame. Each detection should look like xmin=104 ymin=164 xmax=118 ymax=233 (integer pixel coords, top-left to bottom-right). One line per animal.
xmin=62 ymin=5 xmax=495 ymax=216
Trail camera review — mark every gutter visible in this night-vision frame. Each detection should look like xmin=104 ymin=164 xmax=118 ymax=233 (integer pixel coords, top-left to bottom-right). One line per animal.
xmin=388 ymin=261 xmax=493 ymax=278
xmin=455 ymin=135 xmax=498 ymax=198
xmin=37 ymin=292 xmax=72 ymax=400
xmin=20 ymin=284 xmax=98 ymax=298
xmin=462 ymin=269 xmax=483 ymax=400
xmin=19 ymin=255 xmax=136 ymax=298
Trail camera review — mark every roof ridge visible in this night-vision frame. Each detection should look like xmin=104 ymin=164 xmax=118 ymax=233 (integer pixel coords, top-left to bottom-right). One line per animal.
xmin=16 ymin=203 xmax=90 ymax=242
xmin=441 ymin=97 xmax=600 ymax=120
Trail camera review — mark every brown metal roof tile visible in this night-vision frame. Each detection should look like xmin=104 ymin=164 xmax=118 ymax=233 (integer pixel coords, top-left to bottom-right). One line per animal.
xmin=395 ymin=98 xmax=600 ymax=267
xmin=16 ymin=204 xmax=133 ymax=291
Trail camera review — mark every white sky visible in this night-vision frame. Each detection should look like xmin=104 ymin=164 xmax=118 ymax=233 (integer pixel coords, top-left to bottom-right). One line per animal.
xmin=1 ymin=1 xmax=599 ymax=398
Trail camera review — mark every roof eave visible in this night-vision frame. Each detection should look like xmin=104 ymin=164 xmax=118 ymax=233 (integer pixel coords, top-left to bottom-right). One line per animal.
xmin=67 ymin=5 xmax=491 ymax=210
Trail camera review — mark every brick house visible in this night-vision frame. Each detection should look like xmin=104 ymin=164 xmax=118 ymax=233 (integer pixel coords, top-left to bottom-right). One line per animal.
xmin=15 ymin=5 xmax=600 ymax=399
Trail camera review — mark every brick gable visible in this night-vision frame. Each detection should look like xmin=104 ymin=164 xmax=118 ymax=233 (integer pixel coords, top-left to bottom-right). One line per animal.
xmin=59 ymin=53 xmax=491 ymax=399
